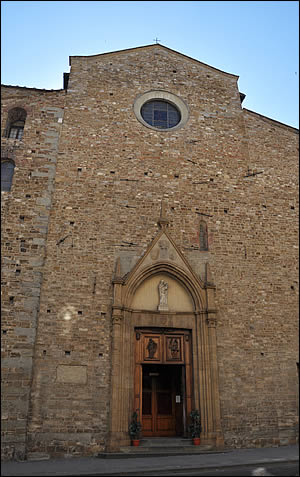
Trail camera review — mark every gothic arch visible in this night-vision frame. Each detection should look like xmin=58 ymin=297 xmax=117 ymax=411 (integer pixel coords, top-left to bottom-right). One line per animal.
xmin=124 ymin=261 xmax=205 ymax=313
xmin=108 ymin=227 xmax=223 ymax=452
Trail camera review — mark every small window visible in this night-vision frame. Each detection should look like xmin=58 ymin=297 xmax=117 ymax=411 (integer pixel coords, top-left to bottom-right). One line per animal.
xmin=5 ymin=107 xmax=27 ymax=140
xmin=8 ymin=120 xmax=25 ymax=140
xmin=141 ymin=100 xmax=181 ymax=129
xmin=133 ymin=91 xmax=189 ymax=131
xmin=1 ymin=160 xmax=15 ymax=191
xmin=199 ymin=221 xmax=208 ymax=251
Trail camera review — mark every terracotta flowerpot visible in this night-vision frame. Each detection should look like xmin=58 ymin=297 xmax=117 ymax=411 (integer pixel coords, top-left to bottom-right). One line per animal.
xmin=132 ymin=439 xmax=140 ymax=446
xmin=193 ymin=437 xmax=200 ymax=445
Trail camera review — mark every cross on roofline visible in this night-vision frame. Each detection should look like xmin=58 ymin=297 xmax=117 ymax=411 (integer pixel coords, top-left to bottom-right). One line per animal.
xmin=153 ymin=37 xmax=161 ymax=44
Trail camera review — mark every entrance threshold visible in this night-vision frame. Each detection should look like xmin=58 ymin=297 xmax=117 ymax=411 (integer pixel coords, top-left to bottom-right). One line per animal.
xmin=99 ymin=440 xmax=219 ymax=458
xmin=140 ymin=437 xmax=191 ymax=447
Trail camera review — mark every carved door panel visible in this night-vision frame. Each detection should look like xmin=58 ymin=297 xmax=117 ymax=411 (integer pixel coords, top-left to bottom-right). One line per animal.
xmin=142 ymin=334 xmax=162 ymax=362
xmin=138 ymin=333 xmax=185 ymax=365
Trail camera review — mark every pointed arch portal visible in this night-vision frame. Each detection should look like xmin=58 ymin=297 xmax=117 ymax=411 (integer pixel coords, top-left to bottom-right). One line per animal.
xmin=107 ymin=227 xmax=224 ymax=450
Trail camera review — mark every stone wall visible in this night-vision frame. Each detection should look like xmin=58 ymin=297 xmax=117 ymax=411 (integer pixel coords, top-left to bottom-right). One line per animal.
xmin=1 ymin=86 xmax=65 ymax=459
xmin=1 ymin=45 xmax=298 ymax=458
xmin=215 ymin=108 xmax=299 ymax=448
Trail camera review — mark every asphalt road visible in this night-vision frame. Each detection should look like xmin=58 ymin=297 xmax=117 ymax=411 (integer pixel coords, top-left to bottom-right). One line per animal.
xmin=119 ymin=462 xmax=299 ymax=476
xmin=2 ymin=446 xmax=298 ymax=477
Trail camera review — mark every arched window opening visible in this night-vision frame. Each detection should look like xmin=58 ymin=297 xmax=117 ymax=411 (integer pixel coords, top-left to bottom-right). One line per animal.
xmin=5 ymin=107 xmax=27 ymax=140
xmin=8 ymin=120 xmax=25 ymax=140
xmin=199 ymin=221 xmax=208 ymax=251
xmin=1 ymin=160 xmax=15 ymax=191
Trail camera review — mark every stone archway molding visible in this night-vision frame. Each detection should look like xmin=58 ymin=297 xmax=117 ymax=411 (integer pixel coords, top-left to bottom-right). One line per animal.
xmin=107 ymin=226 xmax=224 ymax=451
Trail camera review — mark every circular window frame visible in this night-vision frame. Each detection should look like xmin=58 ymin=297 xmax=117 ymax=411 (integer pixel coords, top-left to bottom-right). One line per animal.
xmin=133 ymin=90 xmax=189 ymax=132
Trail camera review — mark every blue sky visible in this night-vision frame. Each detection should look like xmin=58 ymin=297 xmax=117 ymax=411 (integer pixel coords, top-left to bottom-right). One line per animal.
xmin=1 ymin=1 xmax=299 ymax=128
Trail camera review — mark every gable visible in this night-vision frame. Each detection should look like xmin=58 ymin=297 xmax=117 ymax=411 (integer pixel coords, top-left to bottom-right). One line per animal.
xmin=69 ymin=44 xmax=239 ymax=80
xmin=116 ymin=226 xmax=204 ymax=290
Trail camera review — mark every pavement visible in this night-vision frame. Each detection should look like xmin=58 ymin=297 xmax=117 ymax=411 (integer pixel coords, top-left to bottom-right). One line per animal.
xmin=1 ymin=445 xmax=299 ymax=476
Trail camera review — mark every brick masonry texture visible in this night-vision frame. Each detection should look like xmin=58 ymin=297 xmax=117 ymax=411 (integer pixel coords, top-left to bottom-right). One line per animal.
xmin=1 ymin=45 xmax=299 ymax=459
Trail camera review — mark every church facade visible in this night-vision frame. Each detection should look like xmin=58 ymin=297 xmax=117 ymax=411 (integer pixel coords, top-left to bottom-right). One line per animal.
xmin=1 ymin=45 xmax=298 ymax=460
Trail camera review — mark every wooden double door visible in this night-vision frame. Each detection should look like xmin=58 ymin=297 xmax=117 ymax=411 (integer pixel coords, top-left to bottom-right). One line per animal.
xmin=142 ymin=364 xmax=184 ymax=437
xmin=134 ymin=329 xmax=193 ymax=438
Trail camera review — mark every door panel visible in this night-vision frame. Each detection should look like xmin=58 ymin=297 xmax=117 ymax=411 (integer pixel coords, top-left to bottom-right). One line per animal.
xmin=142 ymin=372 xmax=153 ymax=433
xmin=156 ymin=369 xmax=175 ymax=435
xmin=136 ymin=330 xmax=191 ymax=438
xmin=142 ymin=365 xmax=181 ymax=437
xmin=157 ymin=392 xmax=172 ymax=414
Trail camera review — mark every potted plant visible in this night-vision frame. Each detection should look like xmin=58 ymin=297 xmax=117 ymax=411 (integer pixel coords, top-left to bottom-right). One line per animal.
xmin=129 ymin=410 xmax=142 ymax=446
xmin=188 ymin=409 xmax=202 ymax=445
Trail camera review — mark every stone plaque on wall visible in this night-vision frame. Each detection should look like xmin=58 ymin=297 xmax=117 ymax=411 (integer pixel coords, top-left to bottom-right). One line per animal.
xmin=56 ymin=365 xmax=87 ymax=384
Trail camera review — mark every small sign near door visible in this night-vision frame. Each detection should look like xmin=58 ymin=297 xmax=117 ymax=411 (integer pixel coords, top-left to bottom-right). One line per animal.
xmin=176 ymin=395 xmax=181 ymax=403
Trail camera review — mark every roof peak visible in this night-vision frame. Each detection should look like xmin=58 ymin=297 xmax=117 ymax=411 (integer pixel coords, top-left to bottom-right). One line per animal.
xmin=69 ymin=44 xmax=239 ymax=78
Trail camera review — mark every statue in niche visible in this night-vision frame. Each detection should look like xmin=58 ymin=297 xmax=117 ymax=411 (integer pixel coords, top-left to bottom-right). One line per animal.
xmin=158 ymin=279 xmax=169 ymax=311
xmin=147 ymin=338 xmax=157 ymax=359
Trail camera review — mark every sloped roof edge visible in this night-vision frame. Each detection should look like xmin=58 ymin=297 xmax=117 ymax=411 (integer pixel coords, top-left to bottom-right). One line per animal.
xmin=1 ymin=84 xmax=64 ymax=93
xmin=244 ymin=108 xmax=299 ymax=133
xmin=69 ymin=43 xmax=239 ymax=79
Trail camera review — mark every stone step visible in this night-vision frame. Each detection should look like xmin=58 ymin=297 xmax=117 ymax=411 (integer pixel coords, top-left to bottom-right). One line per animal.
xmin=121 ymin=445 xmax=213 ymax=453
xmin=98 ymin=445 xmax=220 ymax=459
xmin=140 ymin=438 xmax=190 ymax=446
xmin=119 ymin=438 xmax=213 ymax=456
xmin=139 ymin=438 xmax=194 ymax=447
xmin=97 ymin=438 xmax=220 ymax=458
